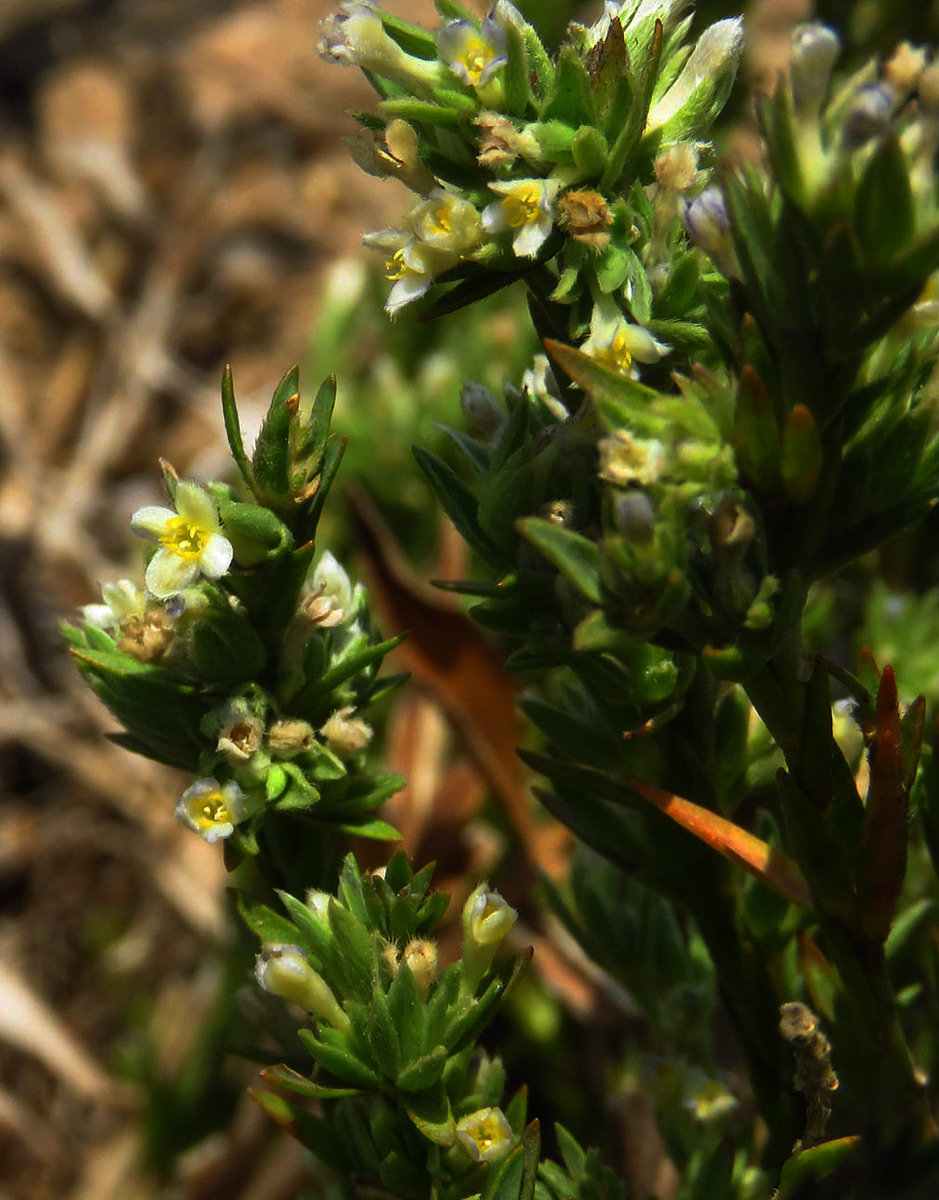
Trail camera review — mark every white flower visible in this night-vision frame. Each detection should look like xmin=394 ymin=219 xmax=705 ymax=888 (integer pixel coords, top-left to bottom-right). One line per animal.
xmin=363 ymin=229 xmax=440 ymax=316
xmin=455 ymin=1107 xmax=515 ymax=1163
xmin=81 ymin=578 xmax=146 ymax=630
xmin=365 ymin=192 xmax=481 ymax=315
xmin=582 ymin=302 xmax=670 ymax=377
xmin=131 ymin=481 xmax=233 ymax=598
xmin=437 ymin=15 xmax=507 ymax=88
xmin=176 ymin=778 xmax=246 ymax=842
xmin=482 ymin=178 xmax=557 ymax=257
xmin=409 ymin=190 xmax=482 ymax=256
xmin=301 ymin=549 xmax=354 ymax=627
xmin=599 ymin=429 xmax=668 ymax=487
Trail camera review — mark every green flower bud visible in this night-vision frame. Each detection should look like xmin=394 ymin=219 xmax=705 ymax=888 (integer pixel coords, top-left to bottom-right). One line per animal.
xmin=255 ymin=943 xmax=351 ymax=1032
xmin=789 ymin=23 xmax=840 ymax=116
xmin=461 ymin=884 xmax=516 ymax=990
xmin=218 ymin=500 xmax=293 ymax=567
xmin=646 ymin=18 xmax=744 ymax=142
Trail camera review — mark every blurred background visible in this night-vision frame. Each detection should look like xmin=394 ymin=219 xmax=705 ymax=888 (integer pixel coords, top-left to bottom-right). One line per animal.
xmin=1 ymin=1 xmax=936 ymax=1197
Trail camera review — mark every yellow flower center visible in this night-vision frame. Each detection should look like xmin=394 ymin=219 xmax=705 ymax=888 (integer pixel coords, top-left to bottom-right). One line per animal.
xmin=592 ymin=329 xmax=634 ymax=375
xmin=160 ymin=516 xmax=208 ymax=560
xmin=432 ymin=205 xmax=452 ymax=234
xmin=501 ymin=184 xmax=543 ymax=228
xmin=469 ymin=1114 xmax=502 ymax=1152
xmin=459 ymin=38 xmax=489 ymax=85
xmin=201 ymin=796 xmax=229 ymax=824
xmin=386 ymin=249 xmax=419 ymax=281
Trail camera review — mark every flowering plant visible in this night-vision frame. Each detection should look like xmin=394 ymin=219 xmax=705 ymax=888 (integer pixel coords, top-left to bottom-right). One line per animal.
xmin=67 ymin=2 xmax=939 ymax=1197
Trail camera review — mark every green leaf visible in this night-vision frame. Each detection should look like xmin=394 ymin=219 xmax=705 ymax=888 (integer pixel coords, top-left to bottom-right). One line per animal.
xmin=335 ymin=817 xmax=402 ymax=840
xmin=237 ymin=895 xmax=308 ymax=956
xmin=403 ymin=1080 xmax=455 ymax=1145
xmin=516 ymin=518 xmax=602 ymax=603
xmin=413 ymin=444 xmax=506 ymax=564
xmin=298 ymin=1029 xmax=383 ymax=1090
xmin=380 ymin=97 xmax=470 ymax=126
xmin=855 ymin=135 xmax=915 ymax=262
xmin=252 ymin=365 xmax=298 ymax=497
xmin=220 ymin=364 xmax=254 ymax=490
xmin=503 ymin=17 xmax=531 ymax=118
xmin=398 ymin=1044 xmax=448 ymax=1092
xmin=541 ymin=44 xmax=595 ymax=126
xmin=259 ymin=1063 xmax=362 ymax=1099
xmin=571 ymin=126 xmax=609 ymax=179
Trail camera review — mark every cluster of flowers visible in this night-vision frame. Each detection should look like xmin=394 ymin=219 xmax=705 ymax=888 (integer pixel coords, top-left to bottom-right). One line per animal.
xmin=321 ymin=0 xmax=744 ymax=381
xmin=76 ymin=479 xmax=374 ymax=846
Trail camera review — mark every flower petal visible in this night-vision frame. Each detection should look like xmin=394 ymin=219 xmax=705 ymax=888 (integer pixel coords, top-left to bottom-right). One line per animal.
xmin=146 ymin=548 xmax=199 ymax=598
xmin=513 ymin=216 xmax=551 ymax=257
xmin=131 ymin=505 xmax=175 ymax=539
xmin=199 ymin=533 xmax=234 ymax=580
xmin=174 ymin=481 xmax=220 ymax=531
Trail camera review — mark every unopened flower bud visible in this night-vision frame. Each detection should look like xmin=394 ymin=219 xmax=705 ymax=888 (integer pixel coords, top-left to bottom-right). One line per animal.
xmin=304 ymin=889 xmax=331 ymax=920
xmin=460 ymin=382 xmax=505 ymax=438
xmin=842 ymin=83 xmax=895 ymax=148
xmin=318 ymin=3 xmax=443 ymax=91
xmin=788 ymin=24 xmax=840 ymax=115
xmin=885 ymin=42 xmax=928 ymax=94
xmin=403 ymin=938 xmax=439 ymax=999
xmin=461 ymin=884 xmax=517 ymax=989
xmin=654 ymin=144 xmax=699 ymax=193
xmin=646 ymin=18 xmax=743 ymax=140
xmin=268 ymin=718 xmax=316 ymax=758
xmin=683 ymin=188 xmax=739 ymax=277
xmin=320 ymin=706 xmax=373 ymax=757
xmin=611 ymin=490 xmax=657 ymax=544
xmin=217 ymin=500 xmax=292 ymax=567
xmin=455 ymin=1107 xmax=515 ymax=1163
xmin=255 ymin=943 xmax=351 ymax=1032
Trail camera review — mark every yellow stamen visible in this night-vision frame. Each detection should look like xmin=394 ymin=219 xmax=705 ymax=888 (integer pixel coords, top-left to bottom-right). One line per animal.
xmin=386 ymin=249 xmax=418 ymax=281
xmin=460 ymin=39 xmax=488 ymax=85
xmin=160 ymin=516 xmax=208 ymax=559
xmin=501 ymin=184 xmax=543 ymax=228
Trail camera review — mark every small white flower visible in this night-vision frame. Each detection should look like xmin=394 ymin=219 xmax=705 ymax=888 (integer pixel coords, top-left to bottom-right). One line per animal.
xmin=176 ymin=778 xmax=246 ymax=842
xmin=301 ymin=550 xmax=354 ymax=627
xmin=131 ymin=481 xmax=233 ymax=599
xmin=363 ymin=229 xmax=440 ymax=315
xmin=582 ymin=302 xmax=670 ymax=377
xmin=81 ymin=578 xmax=146 ymax=630
xmin=409 ymin=189 xmax=482 ymax=256
xmin=599 ymin=430 xmax=668 ymax=487
xmin=455 ymin=1107 xmax=515 ymax=1163
xmin=461 ymin=883 xmax=517 ymax=989
xmin=482 ymin=178 xmax=557 ymax=257
xmin=437 ymin=15 xmax=507 ymax=88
